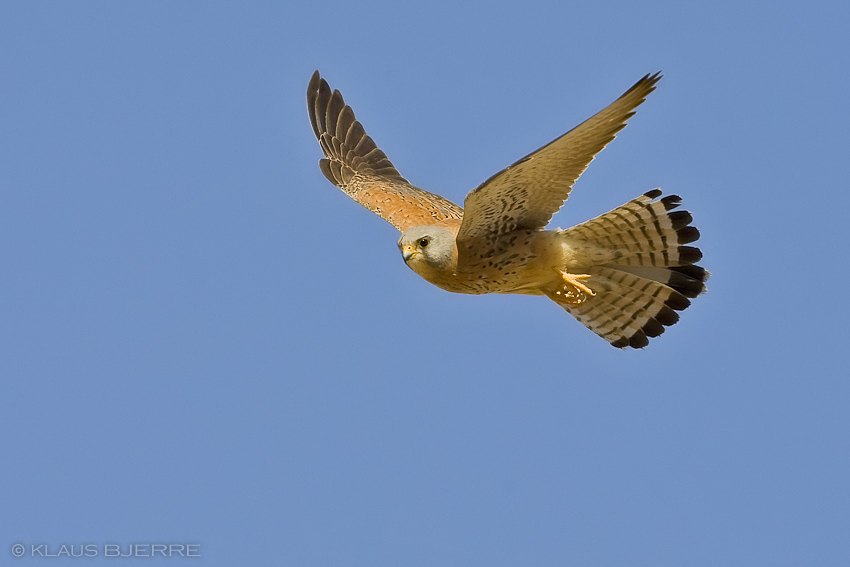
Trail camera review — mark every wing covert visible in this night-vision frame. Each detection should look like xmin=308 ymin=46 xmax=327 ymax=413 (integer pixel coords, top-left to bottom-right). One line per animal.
xmin=457 ymin=73 xmax=662 ymax=242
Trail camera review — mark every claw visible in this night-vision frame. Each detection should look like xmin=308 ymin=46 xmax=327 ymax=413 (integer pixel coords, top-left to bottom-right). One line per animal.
xmin=554 ymin=270 xmax=595 ymax=306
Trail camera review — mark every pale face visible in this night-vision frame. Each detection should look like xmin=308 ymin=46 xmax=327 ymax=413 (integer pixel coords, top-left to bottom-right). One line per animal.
xmin=397 ymin=225 xmax=455 ymax=270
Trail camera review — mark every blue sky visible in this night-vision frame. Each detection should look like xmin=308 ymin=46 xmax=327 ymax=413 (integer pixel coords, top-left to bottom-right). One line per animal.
xmin=2 ymin=1 xmax=849 ymax=565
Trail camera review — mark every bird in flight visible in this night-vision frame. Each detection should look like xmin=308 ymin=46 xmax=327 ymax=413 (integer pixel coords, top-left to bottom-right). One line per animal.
xmin=307 ymin=71 xmax=707 ymax=348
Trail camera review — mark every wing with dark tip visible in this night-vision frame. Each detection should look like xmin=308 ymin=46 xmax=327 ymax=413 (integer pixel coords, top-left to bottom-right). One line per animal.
xmin=307 ymin=71 xmax=463 ymax=232
xmin=457 ymin=73 xmax=662 ymax=243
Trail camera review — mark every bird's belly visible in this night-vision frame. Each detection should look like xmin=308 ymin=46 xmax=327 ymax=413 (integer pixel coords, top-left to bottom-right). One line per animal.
xmin=416 ymin=230 xmax=572 ymax=295
xmin=429 ymin=255 xmax=555 ymax=296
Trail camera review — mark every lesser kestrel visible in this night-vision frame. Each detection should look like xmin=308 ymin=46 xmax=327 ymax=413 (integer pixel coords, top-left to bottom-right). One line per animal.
xmin=307 ymin=71 xmax=707 ymax=348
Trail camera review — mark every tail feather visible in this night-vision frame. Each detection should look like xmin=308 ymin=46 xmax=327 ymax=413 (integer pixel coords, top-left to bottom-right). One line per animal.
xmin=562 ymin=266 xmax=689 ymax=348
xmin=614 ymin=265 xmax=708 ymax=298
xmin=556 ymin=190 xmax=708 ymax=348
xmin=563 ymin=189 xmax=702 ymax=268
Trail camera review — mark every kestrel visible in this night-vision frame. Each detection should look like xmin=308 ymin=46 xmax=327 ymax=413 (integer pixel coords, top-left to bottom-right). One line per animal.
xmin=307 ymin=71 xmax=707 ymax=348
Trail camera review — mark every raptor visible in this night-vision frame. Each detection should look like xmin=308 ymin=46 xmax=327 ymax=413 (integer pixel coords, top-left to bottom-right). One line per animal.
xmin=307 ymin=71 xmax=707 ymax=348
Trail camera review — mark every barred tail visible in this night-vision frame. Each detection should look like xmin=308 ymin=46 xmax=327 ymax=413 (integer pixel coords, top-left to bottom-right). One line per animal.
xmin=559 ymin=189 xmax=708 ymax=348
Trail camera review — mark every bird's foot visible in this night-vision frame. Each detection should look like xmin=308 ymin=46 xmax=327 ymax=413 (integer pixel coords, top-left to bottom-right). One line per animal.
xmin=553 ymin=271 xmax=595 ymax=306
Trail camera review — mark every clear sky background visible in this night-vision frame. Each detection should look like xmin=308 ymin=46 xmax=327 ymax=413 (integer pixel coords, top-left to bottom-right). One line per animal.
xmin=2 ymin=1 xmax=849 ymax=565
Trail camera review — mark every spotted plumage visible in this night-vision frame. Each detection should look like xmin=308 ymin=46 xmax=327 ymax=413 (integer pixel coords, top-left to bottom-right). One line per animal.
xmin=307 ymin=71 xmax=708 ymax=348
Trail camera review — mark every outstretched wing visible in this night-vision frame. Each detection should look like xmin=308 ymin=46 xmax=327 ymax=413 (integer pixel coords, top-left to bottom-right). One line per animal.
xmin=457 ymin=73 xmax=661 ymax=242
xmin=307 ymin=71 xmax=463 ymax=233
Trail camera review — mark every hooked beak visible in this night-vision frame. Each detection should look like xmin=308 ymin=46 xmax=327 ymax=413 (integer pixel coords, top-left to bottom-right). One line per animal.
xmin=401 ymin=244 xmax=416 ymax=263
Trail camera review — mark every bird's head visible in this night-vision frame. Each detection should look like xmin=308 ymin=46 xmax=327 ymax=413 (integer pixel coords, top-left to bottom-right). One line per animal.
xmin=397 ymin=225 xmax=456 ymax=272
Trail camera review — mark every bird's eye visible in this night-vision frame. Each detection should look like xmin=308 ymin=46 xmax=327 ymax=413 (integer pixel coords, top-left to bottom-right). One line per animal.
xmin=419 ymin=238 xmax=429 ymax=248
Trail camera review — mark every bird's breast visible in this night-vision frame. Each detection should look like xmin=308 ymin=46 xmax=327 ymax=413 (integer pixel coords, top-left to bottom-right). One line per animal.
xmin=407 ymin=230 xmax=564 ymax=295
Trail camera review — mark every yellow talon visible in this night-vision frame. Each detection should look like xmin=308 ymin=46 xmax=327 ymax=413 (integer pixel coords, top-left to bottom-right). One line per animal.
xmin=557 ymin=271 xmax=595 ymax=306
